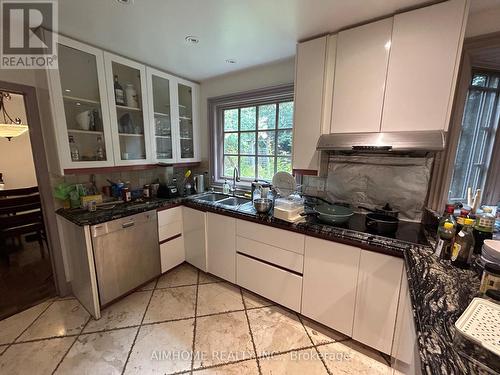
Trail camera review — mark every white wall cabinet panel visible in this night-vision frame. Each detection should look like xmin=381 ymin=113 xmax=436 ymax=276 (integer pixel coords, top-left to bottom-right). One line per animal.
xmin=48 ymin=36 xmax=114 ymax=171
xmin=353 ymin=250 xmax=403 ymax=354
xmin=301 ymin=238 xmax=361 ymax=336
xmin=182 ymin=207 xmax=207 ymax=271
xmin=381 ymin=0 xmax=468 ymax=132
xmin=236 ymin=254 xmax=302 ymax=311
xmin=206 ymin=213 xmax=236 ymax=283
xmin=104 ymin=52 xmax=152 ymax=165
xmin=292 ymin=36 xmax=328 ymax=172
xmin=331 ymin=18 xmax=392 ymax=133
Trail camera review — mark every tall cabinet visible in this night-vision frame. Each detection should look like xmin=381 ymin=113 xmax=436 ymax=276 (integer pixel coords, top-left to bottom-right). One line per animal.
xmin=48 ymin=36 xmax=114 ymax=170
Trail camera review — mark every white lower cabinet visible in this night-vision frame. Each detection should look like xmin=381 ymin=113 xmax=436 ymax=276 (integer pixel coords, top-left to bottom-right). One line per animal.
xmin=301 ymin=238 xmax=361 ymax=336
xmin=206 ymin=213 xmax=236 ymax=283
xmin=182 ymin=207 xmax=207 ymax=271
xmin=160 ymin=236 xmax=185 ymax=273
xmin=236 ymin=253 xmax=302 ymax=311
xmin=392 ymin=268 xmax=422 ymax=375
xmin=352 ymin=250 xmax=404 ymax=355
xmin=158 ymin=207 xmax=184 ymax=273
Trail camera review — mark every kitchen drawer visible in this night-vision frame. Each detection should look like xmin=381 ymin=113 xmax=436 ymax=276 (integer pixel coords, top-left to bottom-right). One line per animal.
xmin=236 ymin=236 xmax=304 ymax=274
xmin=160 ymin=235 xmax=185 ymax=273
xmin=158 ymin=207 xmax=182 ymax=227
xmin=236 ymin=253 xmax=302 ymax=311
xmin=159 ymin=220 xmax=183 ymax=242
xmin=236 ymin=220 xmax=305 ymax=254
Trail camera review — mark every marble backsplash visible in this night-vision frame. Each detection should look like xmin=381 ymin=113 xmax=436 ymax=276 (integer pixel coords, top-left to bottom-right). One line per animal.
xmin=302 ymin=155 xmax=434 ymax=222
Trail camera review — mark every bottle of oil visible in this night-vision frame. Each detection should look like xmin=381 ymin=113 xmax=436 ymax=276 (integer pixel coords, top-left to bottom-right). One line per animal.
xmin=435 ymin=222 xmax=455 ymax=260
xmin=451 ymin=218 xmax=475 ymax=268
xmin=473 ymin=207 xmax=495 ymax=254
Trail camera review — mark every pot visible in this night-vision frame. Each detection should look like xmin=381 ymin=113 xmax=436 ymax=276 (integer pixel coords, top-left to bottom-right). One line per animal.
xmin=358 ymin=203 xmax=399 ymax=218
xmin=302 ymin=202 xmax=354 ymax=225
xmin=365 ymin=213 xmax=399 ymax=234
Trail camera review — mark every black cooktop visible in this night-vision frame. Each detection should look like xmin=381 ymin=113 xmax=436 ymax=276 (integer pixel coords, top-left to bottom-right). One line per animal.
xmin=303 ymin=197 xmax=429 ymax=246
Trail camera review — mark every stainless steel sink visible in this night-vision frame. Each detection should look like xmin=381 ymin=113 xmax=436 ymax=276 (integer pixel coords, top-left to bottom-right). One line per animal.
xmin=196 ymin=193 xmax=228 ymax=202
xmin=218 ymin=196 xmax=250 ymax=207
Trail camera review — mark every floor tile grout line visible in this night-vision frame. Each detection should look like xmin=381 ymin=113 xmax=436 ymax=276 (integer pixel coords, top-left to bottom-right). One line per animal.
xmin=51 ymin=315 xmax=92 ymax=374
xmin=190 ymin=270 xmax=200 ymax=372
xmin=121 ymin=288 xmax=155 ymax=375
xmin=240 ymin=288 xmax=262 ymax=375
xmin=7 ymin=298 xmax=56 ymax=349
xmin=297 ymin=314 xmax=333 ymax=375
xmin=190 ymin=356 xmax=260 ymax=373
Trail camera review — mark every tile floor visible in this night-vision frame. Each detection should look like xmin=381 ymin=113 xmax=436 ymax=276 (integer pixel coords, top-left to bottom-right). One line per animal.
xmin=0 ymin=263 xmax=395 ymax=374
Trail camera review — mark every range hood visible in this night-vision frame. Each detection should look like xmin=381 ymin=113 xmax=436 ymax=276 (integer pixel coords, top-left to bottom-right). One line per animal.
xmin=316 ymin=130 xmax=446 ymax=153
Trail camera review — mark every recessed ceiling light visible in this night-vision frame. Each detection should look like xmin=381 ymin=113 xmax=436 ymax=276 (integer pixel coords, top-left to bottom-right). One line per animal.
xmin=116 ymin=0 xmax=134 ymax=5
xmin=225 ymin=59 xmax=236 ymax=64
xmin=185 ymin=36 xmax=200 ymax=45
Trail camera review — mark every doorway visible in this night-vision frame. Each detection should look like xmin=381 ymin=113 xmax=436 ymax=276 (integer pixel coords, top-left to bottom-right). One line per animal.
xmin=0 ymin=90 xmax=56 ymax=320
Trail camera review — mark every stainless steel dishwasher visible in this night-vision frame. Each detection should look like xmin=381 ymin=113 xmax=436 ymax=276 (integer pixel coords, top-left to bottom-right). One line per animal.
xmin=91 ymin=210 xmax=160 ymax=306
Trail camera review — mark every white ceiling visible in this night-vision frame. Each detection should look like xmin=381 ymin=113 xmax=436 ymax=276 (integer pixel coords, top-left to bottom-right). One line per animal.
xmin=57 ymin=0 xmax=441 ymax=81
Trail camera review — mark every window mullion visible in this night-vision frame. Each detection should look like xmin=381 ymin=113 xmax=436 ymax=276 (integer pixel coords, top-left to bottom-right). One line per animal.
xmin=255 ymin=106 xmax=259 ymax=179
xmin=274 ymin=101 xmax=279 ymax=174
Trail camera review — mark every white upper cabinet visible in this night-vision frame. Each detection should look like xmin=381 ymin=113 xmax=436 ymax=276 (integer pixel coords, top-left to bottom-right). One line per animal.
xmin=175 ymin=79 xmax=201 ymax=163
xmin=104 ymin=52 xmax=152 ymax=165
xmin=48 ymin=36 xmax=114 ymax=171
xmin=146 ymin=67 xmax=178 ymax=164
xmin=381 ymin=0 xmax=468 ymax=132
xmin=292 ymin=36 xmax=335 ymax=172
xmin=331 ymin=18 xmax=393 ymax=133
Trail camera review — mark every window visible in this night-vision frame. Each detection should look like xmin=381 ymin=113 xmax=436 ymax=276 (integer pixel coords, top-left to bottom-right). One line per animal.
xmin=448 ymin=71 xmax=500 ymax=202
xmin=209 ymin=85 xmax=294 ymax=184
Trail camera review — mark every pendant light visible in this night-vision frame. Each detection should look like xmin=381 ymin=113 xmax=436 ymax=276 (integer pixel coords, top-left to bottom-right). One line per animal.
xmin=0 ymin=92 xmax=28 ymax=141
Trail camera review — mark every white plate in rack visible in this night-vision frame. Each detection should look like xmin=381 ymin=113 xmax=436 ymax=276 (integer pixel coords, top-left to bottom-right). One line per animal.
xmin=455 ymin=297 xmax=500 ymax=356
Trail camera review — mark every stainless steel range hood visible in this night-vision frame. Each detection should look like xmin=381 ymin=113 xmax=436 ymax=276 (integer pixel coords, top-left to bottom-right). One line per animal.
xmin=316 ymin=131 xmax=446 ymax=153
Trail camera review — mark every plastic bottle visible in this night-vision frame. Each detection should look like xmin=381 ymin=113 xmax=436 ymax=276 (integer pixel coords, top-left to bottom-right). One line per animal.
xmin=222 ymin=179 xmax=230 ymax=195
xmin=451 ymin=218 xmax=475 ymax=268
xmin=473 ymin=207 xmax=495 ymax=254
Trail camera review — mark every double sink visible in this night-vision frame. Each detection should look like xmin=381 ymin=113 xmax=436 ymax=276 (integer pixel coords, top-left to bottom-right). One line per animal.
xmin=194 ymin=192 xmax=251 ymax=209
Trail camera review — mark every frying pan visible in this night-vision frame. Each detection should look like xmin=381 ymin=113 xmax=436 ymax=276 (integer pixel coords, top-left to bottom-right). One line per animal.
xmin=302 ymin=202 xmax=354 ymax=224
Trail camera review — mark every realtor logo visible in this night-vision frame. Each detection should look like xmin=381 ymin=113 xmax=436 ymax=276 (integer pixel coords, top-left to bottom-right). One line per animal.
xmin=1 ymin=0 xmax=58 ymax=69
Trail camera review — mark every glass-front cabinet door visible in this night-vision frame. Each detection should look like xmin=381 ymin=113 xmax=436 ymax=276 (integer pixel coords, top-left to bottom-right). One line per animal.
xmin=146 ymin=68 xmax=177 ymax=163
xmin=175 ymin=79 xmax=200 ymax=162
xmin=49 ymin=36 xmax=114 ymax=170
xmin=104 ymin=52 xmax=151 ymax=165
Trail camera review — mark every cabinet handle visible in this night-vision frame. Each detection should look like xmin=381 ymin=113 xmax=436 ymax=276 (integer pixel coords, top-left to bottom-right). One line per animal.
xmin=122 ymin=221 xmax=135 ymax=228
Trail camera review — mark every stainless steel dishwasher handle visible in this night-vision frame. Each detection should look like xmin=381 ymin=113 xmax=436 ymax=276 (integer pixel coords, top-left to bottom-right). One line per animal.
xmin=122 ymin=221 xmax=135 ymax=228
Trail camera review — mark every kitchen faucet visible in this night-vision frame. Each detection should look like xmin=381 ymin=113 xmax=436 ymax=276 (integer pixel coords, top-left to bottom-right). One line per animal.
xmin=231 ymin=167 xmax=240 ymax=196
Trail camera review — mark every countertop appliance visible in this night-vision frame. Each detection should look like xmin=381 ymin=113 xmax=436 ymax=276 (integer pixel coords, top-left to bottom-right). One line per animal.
xmin=91 ymin=210 xmax=160 ymax=306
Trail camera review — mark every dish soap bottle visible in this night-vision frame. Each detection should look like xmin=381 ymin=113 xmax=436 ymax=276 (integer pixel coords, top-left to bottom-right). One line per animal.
xmin=222 ymin=179 xmax=230 ymax=195
xmin=451 ymin=218 xmax=475 ymax=268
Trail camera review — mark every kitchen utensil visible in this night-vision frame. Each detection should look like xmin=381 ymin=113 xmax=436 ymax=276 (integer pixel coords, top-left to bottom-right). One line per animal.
xmin=193 ymin=174 xmax=205 ymax=193
xmin=253 ymin=198 xmax=273 ymax=214
xmin=358 ymin=203 xmax=399 ymax=218
xmin=272 ymin=171 xmax=296 ymax=197
xmin=302 ymin=202 xmax=354 ymax=225
xmin=76 ymin=110 xmax=91 ymax=130
xmin=365 ymin=213 xmax=399 ymax=234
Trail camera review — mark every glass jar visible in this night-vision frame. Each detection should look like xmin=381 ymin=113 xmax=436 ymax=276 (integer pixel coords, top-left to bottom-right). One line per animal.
xmin=480 ymin=263 xmax=500 ymax=295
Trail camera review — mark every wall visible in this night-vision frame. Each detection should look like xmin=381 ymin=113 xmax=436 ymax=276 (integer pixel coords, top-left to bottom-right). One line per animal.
xmin=0 ymin=93 xmax=37 ymax=189
xmin=198 ymin=57 xmax=296 ymax=163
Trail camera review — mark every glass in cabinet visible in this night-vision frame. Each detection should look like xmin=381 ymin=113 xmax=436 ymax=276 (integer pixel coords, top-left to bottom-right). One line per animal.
xmin=176 ymin=81 xmax=199 ymax=161
xmin=104 ymin=52 xmax=151 ymax=165
xmin=49 ymin=37 xmax=114 ymax=169
xmin=147 ymin=68 xmax=176 ymax=163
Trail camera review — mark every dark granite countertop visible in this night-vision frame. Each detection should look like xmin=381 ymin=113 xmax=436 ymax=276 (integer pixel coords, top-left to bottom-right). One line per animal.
xmin=55 ymin=193 xmax=495 ymax=374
